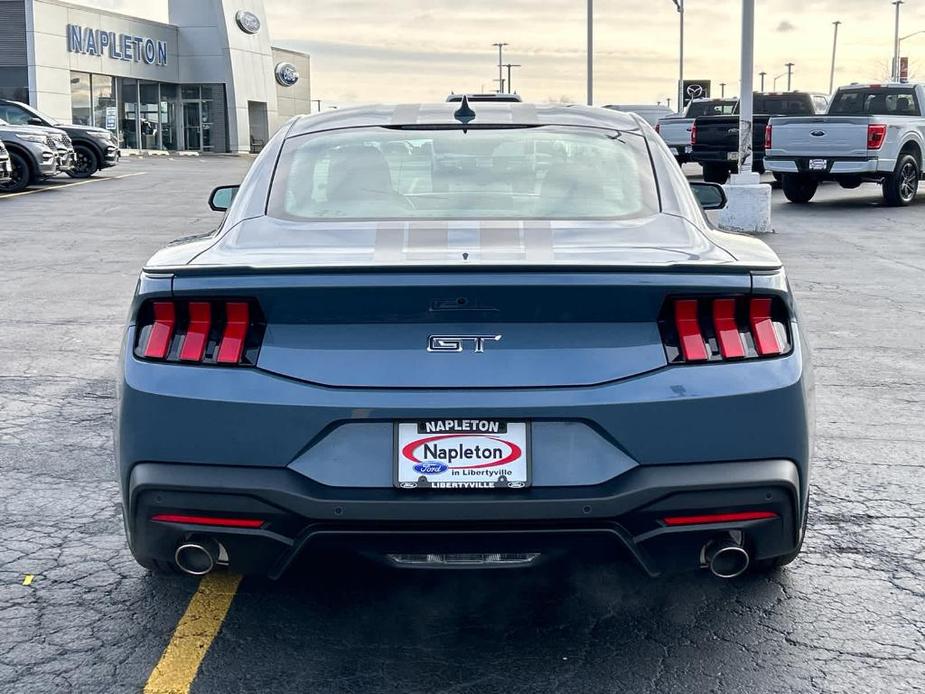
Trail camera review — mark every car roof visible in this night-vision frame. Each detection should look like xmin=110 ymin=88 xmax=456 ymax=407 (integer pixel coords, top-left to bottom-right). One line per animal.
xmin=286 ymin=103 xmax=644 ymax=137
xmin=446 ymin=93 xmax=523 ymax=103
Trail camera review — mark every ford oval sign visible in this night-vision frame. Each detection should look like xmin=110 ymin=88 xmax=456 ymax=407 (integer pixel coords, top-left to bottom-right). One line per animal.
xmin=413 ymin=462 xmax=448 ymax=474
xmin=235 ymin=10 xmax=261 ymax=34
xmin=275 ymin=62 xmax=300 ymax=87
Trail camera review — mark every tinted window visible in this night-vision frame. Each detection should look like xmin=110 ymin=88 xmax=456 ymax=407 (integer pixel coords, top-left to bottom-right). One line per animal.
xmin=0 ymin=103 xmax=30 ymax=125
xmin=268 ymin=126 xmax=659 ymax=221
xmin=754 ymin=96 xmax=812 ymax=115
xmin=829 ymin=88 xmax=920 ymax=116
xmin=687 ymin=100 xmax=737 ymax=117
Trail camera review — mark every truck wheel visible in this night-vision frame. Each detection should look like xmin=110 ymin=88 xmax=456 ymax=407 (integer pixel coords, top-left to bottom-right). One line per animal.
xmin=68 ymin=144 xmax=99 ymax=178
xmin=781 ymin=174 xmax=818 ymax=204
xmin=0 ymin=152 xmax=32 ymax=194
xmin=882 ymin=153 xmax=919 ymax=206
xmin=702 ymin=163 xmax=729 ymax=184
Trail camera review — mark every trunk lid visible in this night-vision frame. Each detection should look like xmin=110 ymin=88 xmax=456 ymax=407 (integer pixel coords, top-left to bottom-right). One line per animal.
xmin=170 ymin=271 xmax=752 ymax=388
xmin=768 ymin=116 xmax=872 ymax=157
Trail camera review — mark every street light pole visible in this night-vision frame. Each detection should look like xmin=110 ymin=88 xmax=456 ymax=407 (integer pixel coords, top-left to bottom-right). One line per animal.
xmin=893 ymin=1 xmax=904 ymax=81
xmin=504 ymin=64 xmax=522 ymax=94
xmin=587 ymin=0 xmax=593 ymax=105
xmin=720 ymin=82 xmax=727 ymax=97
xmin=830 ymin=21 xmax=841 ymax=93
xmin=492 ymin=42 xmax=508 ymax=94
xmin=673 ymin=0 xmax=684 ymax=113
xmin=785 ymin=62 xmax=795 ymax=90
xmin=759 ymin=71 xmax=767 ymax=92
xmin=738 ymin=0 xmax=756 ymax=175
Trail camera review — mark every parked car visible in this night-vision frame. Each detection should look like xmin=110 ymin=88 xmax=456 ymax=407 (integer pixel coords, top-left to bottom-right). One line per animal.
xmin=657 ymin=98 xmax=738 ymax=164
xmin=603 ymin=103 xmax=675 ymax=126
xmin=766 ymin=83 xmax=925 ymax=205
xmin=691 ymin=92 xmax=830 ymax=183
xmin=0 ymin=138 xmax=11 ymax=187
xmin=116 ymin=102 xmax=812 ymax=581
xmin=446 ymin=93 xmax=523 ymax=103
xmin=0 ymin=120 xmax=59 ymax=193
xmin=0 ymin=99 xmax=119 ymax=178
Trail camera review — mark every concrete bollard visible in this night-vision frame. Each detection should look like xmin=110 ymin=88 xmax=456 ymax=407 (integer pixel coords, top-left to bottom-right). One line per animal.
xmin=718 ymin=172 xmax=773 ymax=234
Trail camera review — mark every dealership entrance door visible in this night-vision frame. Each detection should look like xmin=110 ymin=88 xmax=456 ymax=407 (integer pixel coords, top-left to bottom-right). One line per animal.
xmin=248 ymin=101 xmax=269 ymax=153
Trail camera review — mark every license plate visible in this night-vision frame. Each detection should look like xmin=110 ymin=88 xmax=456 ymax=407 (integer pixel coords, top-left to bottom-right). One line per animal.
xmin=395 ymin=420 xmax=530 ymax=490
xmin=809 ymin=159 xmax=827 ymax=171
xmin=684 ymin=145 xmax=693 ymax=154
xmin=727 ymin=151 xmax=739 ymax=161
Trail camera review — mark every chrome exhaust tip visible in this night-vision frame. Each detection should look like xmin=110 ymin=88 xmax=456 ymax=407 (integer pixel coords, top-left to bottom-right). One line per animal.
xmin=174 ymin=539 xmax=220 ymax=576
xmin=705 ymin=540 xmax=750 ymax=579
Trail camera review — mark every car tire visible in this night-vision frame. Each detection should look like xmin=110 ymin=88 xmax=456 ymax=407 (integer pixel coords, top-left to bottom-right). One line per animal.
xmin=882 ymin=153 xmax=919 ymax=207
xmin=702 ymin=163 xmax=730 ymax=184
xmin=68 ymin=144 xmax=100 ymax=178
xmin=0 ymin=151 xmax=32 ymax=193
xmin=781 ymin=174 xmax=818 ymax=204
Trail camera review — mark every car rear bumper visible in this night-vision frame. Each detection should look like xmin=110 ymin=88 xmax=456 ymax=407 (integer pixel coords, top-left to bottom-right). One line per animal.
xmin=126 ymin=458 xmax=804 ymax=578
xmin=765 ymin=156 xmax=890 ymax=175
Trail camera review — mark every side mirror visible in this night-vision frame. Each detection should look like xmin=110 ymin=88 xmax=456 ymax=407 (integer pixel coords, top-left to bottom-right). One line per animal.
xmin=27 ymin=117 xmax=44 ymax=126
xmin=208 ymin=185 xmax=239 ymax=212
xmin=689 ymin=182 xmax=727 ymax=210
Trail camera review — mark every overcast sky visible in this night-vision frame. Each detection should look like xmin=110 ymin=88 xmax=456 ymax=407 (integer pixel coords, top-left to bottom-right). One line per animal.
xmin=69 ymin=0 xmax=925 ymax=106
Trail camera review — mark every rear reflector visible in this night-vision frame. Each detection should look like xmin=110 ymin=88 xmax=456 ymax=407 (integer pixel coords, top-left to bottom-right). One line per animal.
xmin=712 ymin=298 xmax=746 ymax=359
xmin=151 ymin=514 xmax=265 ymax=529
xmin=179 ymin=302 xmax=211 ymax=362
xmin=216 ymin=302 xmax=250 ymax=364
xmin=143 ymin=301 xmax=176 ymax=359
xmin=673 ymin=299 xmax=709 ymax=362
xmin=749 ymin=297 xmax=782 ymax=355
xmin=663 ymin=511 xmax=778 ymax=526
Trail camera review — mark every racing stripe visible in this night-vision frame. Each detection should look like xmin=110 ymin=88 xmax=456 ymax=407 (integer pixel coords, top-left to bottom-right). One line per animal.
xmin=524 ymin=221 xmax=555 ymax=263
xmin=390 ymin=104 xmax=422 ymax=126
xmin=406 ymin=221 xmax=449 ymax=256
xmin=373 ymin=222 xmax=406 ymax=262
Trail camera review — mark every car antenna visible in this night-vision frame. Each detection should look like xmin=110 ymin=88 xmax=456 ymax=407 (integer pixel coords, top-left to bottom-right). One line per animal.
xmin=453 ymin=95 xmax=476 ymax=130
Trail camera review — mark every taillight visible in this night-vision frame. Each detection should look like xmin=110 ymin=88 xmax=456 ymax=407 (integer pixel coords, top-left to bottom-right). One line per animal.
xmin=764 ymin=124 xmax=772 ymax=150
xmin=135 ymin=299 xmax=264 ymax=365
xmin=867 ymin=123 xmax=887 ymax=150
xmin=659 ymin=296 xmax=791 ymax=364
xmin=690 ymin=123 xmax=697 ymax=145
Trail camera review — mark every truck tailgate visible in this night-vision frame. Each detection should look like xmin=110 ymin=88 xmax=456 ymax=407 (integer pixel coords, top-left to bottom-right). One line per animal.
xmin=658 ymin=119 xmax=693 ymax=147
xmin=769 ymin=116 xmax=871 ymax=157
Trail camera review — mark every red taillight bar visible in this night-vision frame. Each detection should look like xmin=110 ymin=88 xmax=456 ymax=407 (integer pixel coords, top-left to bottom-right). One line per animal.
xmin=867 ymin=124 xmax=886 ymax=150
xmin=143 ymin=301 xmax=176 ymax=359
xmin=713 ymin=298 xmax=746 ymax=359
xmin=749 ymin=297 xmax=782 ymax=356
xmin=216 ymin=302 xmax=250 ymax=364
xmin=764 ymin=124 xmax=772 ymax=150
xmin=179 ymin=301 xmax=212 ymax=362
xmin=673 ymin=299 xmax=709 ymax=362
xmin=662 ymin=511 xmax=778 ymax=526
xmin=690 ymin=123 xmax=697 ymax=145
xmin=150 ymin=514 xmax=265 ymax=529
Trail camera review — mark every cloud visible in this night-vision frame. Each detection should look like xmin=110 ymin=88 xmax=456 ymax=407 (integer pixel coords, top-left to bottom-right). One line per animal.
xmin=776 ymin=20 xmax=796 ymax=33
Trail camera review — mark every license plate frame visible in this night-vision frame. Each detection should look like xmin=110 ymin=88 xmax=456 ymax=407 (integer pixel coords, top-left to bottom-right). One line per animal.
xmin=727 ymin=151 xmax=739 ymax=162
xmin=809 ymin=158 xmax=828 ymax=171
xmin=394 ymin=419 xmax=531 ymax=490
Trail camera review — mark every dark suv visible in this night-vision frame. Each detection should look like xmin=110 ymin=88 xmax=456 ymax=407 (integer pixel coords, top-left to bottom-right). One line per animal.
xmin=0 ymin=99 xmax=119 ymax=178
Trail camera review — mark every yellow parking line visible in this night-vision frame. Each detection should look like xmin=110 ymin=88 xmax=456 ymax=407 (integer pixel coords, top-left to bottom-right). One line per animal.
xmin=144 ymin=572 xmax=242 ymax=694
xmin=0 ymin=171 xmax=147 ymax=199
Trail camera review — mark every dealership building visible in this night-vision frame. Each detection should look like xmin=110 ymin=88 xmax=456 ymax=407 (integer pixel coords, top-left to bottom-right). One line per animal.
xmin=0 ymin=0 xmax=311 ymax=153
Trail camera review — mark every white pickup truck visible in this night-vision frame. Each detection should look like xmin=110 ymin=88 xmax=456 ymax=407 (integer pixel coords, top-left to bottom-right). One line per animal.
xmin=656 ymin=98 xmax=737 ymax=164
xmin=766 ymin=83 xmax=925 ymax=206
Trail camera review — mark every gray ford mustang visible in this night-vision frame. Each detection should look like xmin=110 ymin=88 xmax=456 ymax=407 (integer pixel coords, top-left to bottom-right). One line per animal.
xmin=116 ymin=101 xmax=812 ymax=580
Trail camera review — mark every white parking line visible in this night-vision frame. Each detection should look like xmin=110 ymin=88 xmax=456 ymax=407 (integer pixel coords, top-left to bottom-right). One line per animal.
xmin=0 ymin=171 xmax=148 ymax=199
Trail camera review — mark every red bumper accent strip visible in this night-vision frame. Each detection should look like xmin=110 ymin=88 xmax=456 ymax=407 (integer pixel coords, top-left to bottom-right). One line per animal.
xmin=663 ymin=511 xmax=778 ymax=527
xmin=713 ymin=298 xmax=746 ymax=359
xmin=749 ymin=298 xmax=782 ymax=356
xmin=674 ymin=299 xmax=709 ymax=361
xmin=143 ymin=301 xmax=176 ymax=359
xmin=216 ymin=302 xmax=250 ymax=364
xmin=179 ymin=302 xmax=212 ymax=362
xmin=151 ymin=514 xmax=265 ymax=529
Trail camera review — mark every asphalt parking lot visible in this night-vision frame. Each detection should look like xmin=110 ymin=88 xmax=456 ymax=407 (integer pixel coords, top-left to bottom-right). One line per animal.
xmin=1 ymin=156 xmax=923 ymax=694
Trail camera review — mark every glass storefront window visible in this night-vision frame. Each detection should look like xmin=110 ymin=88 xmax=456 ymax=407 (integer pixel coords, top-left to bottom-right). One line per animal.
xmin=120 ymin=79 xmax=138 ymax=150
xmin=91 ymin=75 xmax=116 ymax=137
xmin=160 ymin=84 xmax=178 ymax=151
xmin=139 ymin=83 xmax=161 ymax=150
xmin=181 ymin=86 xmax=200 ymax=100
xmin=70 ymin=72 xmax=91 ymax=125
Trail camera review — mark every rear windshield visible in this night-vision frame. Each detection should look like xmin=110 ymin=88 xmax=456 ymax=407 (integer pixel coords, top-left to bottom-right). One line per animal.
xmin=829 ymin=88 xmax=920 ymax=116
xmin=267 ymin=126 xmax=659 ymax=221
xmin=753 ymin=96 xmax=813 ymax=116
xmin=687 ymin=100 xmax=737 ymax=117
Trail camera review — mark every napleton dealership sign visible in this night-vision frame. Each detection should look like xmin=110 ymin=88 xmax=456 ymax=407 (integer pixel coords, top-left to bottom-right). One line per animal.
xmin=66 ymin=24 xmax=168 ymax=66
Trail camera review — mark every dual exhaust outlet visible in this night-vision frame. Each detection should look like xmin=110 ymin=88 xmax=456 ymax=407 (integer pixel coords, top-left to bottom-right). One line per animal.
xmin=174 ymin=537 xmax=222 ymax=575
xmin=704 ymin=538 xmax=751 ymax=579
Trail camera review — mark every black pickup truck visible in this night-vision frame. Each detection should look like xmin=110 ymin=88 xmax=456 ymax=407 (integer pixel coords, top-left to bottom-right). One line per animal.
xmin=691 ymin=92 xmax=829 ymax=183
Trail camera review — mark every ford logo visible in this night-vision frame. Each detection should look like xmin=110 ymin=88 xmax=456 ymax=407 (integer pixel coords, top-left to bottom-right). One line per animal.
xmin=275 ymin=62 xmax=300 ymax=87
xmin=413 ymin=462 xmax=448 ymax=474
xmin=811 ymin=130 xmax=826 ymax=137
xmin=235 ymin=10 xmax=261 ymax=34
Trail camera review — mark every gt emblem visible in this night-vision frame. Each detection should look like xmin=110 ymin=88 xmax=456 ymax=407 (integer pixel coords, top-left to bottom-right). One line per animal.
xmin=427 ymin=335 xmax=502 ymax=353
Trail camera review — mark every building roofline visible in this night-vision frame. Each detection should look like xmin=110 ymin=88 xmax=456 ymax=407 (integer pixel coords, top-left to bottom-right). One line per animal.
xmin=29 ymin=0 xmax=177 ymax=30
